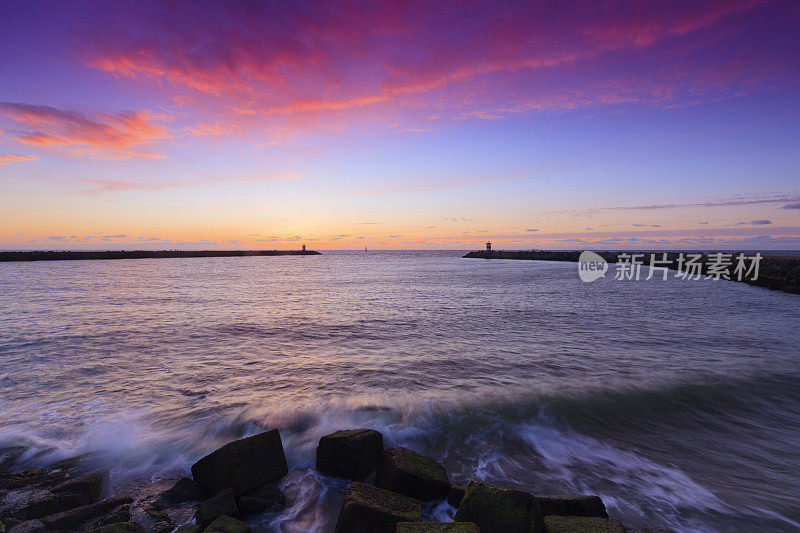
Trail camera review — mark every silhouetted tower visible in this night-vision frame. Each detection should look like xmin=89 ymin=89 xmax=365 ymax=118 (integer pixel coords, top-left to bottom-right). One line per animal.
xmin=486 ymin=241 xmax=492 ymax=252
xmin=302 ymin=244 xmax=306 ymax=251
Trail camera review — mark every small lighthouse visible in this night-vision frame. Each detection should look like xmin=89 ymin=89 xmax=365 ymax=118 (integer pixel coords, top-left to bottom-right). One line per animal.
xmin=301 ymin=244 xmax=306 ymax=251
xmin=486 ymin=241 xmax=492 ymax=252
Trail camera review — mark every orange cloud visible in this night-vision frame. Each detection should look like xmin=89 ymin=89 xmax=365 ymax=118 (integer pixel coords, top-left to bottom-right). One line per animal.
xmin=0 ymin=102 xmax=171 ymax=158
xmin=0 ymin=154 xmax=38 ymax=165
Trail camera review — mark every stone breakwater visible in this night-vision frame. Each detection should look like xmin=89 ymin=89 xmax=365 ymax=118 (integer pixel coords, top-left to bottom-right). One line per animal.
xmin=463 ymin=250 xmax=800 ymax=294
xmin=0 ymin=250 xmax=321 ymax=262
xmin=0 ymin=429 xmax=648 ymax=533
xmin=0 ymin=429 xmax=652 ymax=533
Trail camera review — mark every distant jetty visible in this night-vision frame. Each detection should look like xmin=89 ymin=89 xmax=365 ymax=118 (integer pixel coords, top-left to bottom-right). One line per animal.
xmin=464 ymin=250 xmax=800 ymax=294
xmin=0 ymin=250 xmax=321 ymax=262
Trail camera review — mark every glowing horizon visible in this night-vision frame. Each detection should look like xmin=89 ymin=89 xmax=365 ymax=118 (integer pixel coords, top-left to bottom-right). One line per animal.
xmin=2 ymin=0 xmax=800 ymax=250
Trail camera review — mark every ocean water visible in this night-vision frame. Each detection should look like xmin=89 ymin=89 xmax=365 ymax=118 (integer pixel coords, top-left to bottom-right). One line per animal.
xmin=0 ymin=250 xmax=799 ymax=532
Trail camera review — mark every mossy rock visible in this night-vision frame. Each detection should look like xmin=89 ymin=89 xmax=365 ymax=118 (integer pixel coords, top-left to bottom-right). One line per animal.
xmin=334 ymin=482 xmax=422 ymax=533
xmin=196 ymin=488 xmax=238 ymax=530
xmin=191 ymin=430 xmax=288 ymax=498
xmin=447 ymin=486 xmax=465 ymax=508
xmin=153 ymin=476 xmax=201 ymax=509
xmin=40 ymin=497 xmax=133 ymax=530
xmin=15 ymin=471 xmax=106 ymax=520
xmin=96 ymin=505 xmax=131 ymax=527
xmin=535 ymin=495 xmax=608 ymax=518
xmin=0 ymin=447 xmax=25 ymax=473
xmin=237 ymin=483 xmax=285 ymax=515
xmin=376 ymin=447 xmax=450 ymax=501
xmin=454 ymin=481 xmax=544 ymax=533
xmin=202 ymin=514 xmax=251 ymax=533
xmin=7 ymin=520 xmax=45 ymax=533
xmin=87 ymin=523 xmax=146 ymax=533
xmin=51 ymin=471 xmax=105 ymax=502
xmin=316 ymin=429 xmax=384 ymax=481
xmin=175 ymin=525 xmax=201 ymax=533
xmin=543 ymin=515 xmax=625 ymax=532
xmin=397 ymin=522 xmax=480 ymax=532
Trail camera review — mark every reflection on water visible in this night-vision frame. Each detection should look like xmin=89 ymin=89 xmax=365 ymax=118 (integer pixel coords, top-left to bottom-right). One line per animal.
xmin=0 ymin=251 xmax=799 ymax=532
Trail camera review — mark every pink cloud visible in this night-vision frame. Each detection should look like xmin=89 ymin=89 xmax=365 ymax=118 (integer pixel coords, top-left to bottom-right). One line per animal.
xmin=0 ymin=154 xmax=38 ymax=165
xmin=75 ymin=0 xmax=797 ymax=130
xmin=0 ymin=102 xmax=170 ymax=158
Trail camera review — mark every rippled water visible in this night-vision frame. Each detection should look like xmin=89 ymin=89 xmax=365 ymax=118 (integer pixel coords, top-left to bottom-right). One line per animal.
xmin=1 ymin=251 xmax=799 ymax=532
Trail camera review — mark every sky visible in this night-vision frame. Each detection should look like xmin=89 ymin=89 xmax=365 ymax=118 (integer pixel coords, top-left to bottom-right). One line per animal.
xmin=1 ymin=0 xmax=799 ymax=250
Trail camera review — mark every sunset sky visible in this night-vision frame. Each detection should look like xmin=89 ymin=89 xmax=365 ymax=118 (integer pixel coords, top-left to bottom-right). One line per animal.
xmin=2 ymin=0 xmax=799 ymax=250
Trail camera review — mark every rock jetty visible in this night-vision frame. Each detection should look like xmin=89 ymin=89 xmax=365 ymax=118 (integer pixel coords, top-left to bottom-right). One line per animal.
xmin=0 ymin=250 xmax=320 ymax=262
xmin=464 ymin=249 xmax=800 ymax=294
xmin=0 ymin=430 xmax=642 ymax=532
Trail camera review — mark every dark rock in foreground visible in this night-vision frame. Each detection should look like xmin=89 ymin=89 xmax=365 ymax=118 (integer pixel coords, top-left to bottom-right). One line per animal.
xmin=454 ymin=481 xmax=544 ymax=533
xmin=316 ymin=429 xmax=384 ymax=481
xmin=202 ymin=514 xmax=251 ymax=532
xmin=196 ymin=488 xmax=238 ymax=530
xmin=15 ymin=471 xmax=106 ymax=520
xmin=153 ymin=476 xmax=201 ymax=509
xmin=376 ymin=447 xmax=450 ymax=501
xmin=237 ymin=483 xmax=285 ymax=515
xmin=535 ymin=495 xmax=608 ymax=518
xmin=8 ymin=520 xmax=45 ymax=533
xmin=191 ymin=430 xmax=288 ymax=497
xmin=397 ymin=523 xmax=480 ymax=532
xmin=447 ymin=485 xmax=465 ymax=507
xmin=40 ymin=496 xmax=133 ymax=530
xmin=88 ymin=523 xmax=147 ymax=533
xmin=543 ymin=515 xmax=626 ymax=532
xmin=334 ymin=482 xmax=422 ymax=533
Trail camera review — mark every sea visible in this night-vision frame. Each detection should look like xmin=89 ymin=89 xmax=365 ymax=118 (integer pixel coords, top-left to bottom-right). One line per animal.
xmin=0 ymin=250 xmax=798 ymax=532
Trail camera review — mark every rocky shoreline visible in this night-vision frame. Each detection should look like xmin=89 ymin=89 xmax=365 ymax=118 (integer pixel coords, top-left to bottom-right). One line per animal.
xmin=463 ymin=250 xmax=800 ymax=294
xmin=0 ymin=250 xmax=320 ymax=262
xmin=0 ymin=430 xmax=650 ymax=532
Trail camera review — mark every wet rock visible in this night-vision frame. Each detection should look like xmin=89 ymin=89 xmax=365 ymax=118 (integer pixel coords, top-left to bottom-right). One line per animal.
xmin=236 ymin=483 xmax=285 ymax=515
xmin=397 ymin=523 xmax=479 ymax=532
xmin=202 ymin=514 xmax=251 ymax=533
xmin=454 ymin=481 xmax=544 ymax=533
xmin=316 ymin=429 xmax=384 ymax=481
xmin=87 ymin=523 xmax=147 ymax=533
xmin=334 ymin=482 xmax=422 ymax=533
xmin=145 ymin=507 xmax=171 ymax=523
xmin=534 ymin=495 xmax=608 ymax=518
xmin=376 ymin=447 xmax=450 ymax=502
xmin=7 ymin=520 xmax=45 ymax=533
xmin=144 ymin=506 xmax=173 ymax=533
xmin=52 ymin=471 xmax=105 ymax=500
xmin=96 ymin=504 xmax=131 ymax=526
xmin=0 ymin=468 xmax=64 ymax=491
xmin=40 ymin=496 xmax=133 ymax=530
xmin=195 ymin=488 xmax=238 ymax=530
xmin=44 ymin=453 xmax=96 ymax=473
xmin=191 ymin=430 xmax=288 ymax=498
xmin=152 ymin=476 xmax=201 ymax=509
xmin=543 ymin=515 xmax=625 ymax=532
xmin=15 ymin=471 xmax=105 ymax=519
xmin=447 ymin=486 xmax=465 ymax=508
xmin=1 ymin=518 xmax=24 ymax=531
xmin=0 ymin=447 xmax=26 ymax=473
xmin=175 ymin=525 xmax=201 ymax=533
